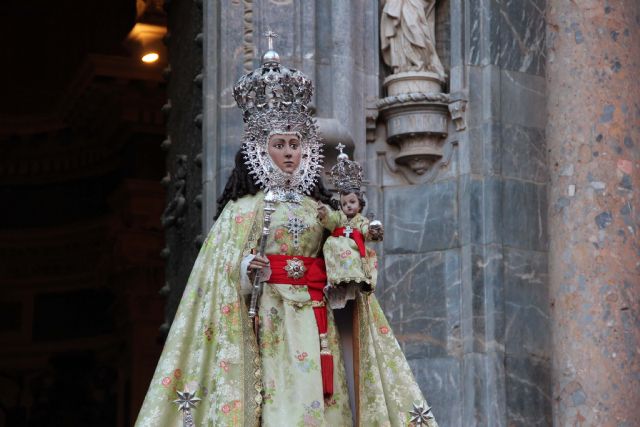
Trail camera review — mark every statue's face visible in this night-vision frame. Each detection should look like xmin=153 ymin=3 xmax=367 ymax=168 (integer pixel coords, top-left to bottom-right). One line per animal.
xmin=267 ymin=133 xmax=301 ymax=174
xmin=340 ymin=192 xmax=361 ymax=218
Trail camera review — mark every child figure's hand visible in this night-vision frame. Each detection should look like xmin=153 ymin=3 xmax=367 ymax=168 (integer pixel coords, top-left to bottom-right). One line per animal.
xmin=317 ymin=201 xmax=329 ymax=220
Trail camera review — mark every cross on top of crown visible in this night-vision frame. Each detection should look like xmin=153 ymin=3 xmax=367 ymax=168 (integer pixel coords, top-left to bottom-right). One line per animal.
xmin=264 ymin=29 xmax=279 ymax=50
xmin=336 ymin=143 xmax=346 ymax=154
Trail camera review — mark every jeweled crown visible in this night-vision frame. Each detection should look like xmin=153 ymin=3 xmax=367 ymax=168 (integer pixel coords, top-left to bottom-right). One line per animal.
xmin=233 ymin=30 xmax=313 ymax=120
xmin=232 ymin=30 xmax=323 ymax=200
xmin=329 ymin=143 xmax=363 ymax=193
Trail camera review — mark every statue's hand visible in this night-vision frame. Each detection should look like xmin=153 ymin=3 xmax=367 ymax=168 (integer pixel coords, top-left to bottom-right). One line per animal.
xmin=247 ymin=255 xmax=269 ymax=271
xmin=247 ymin=254 xmax=270 ymax=281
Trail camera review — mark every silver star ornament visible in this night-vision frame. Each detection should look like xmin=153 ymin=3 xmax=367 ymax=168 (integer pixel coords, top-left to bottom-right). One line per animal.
xmin=409 ymin=400 xmax=434 ymax=426
xmin=173 ymin=389 xmax=201 ymax=427
xmin=174 ymin=390 xmax=201 ymax=411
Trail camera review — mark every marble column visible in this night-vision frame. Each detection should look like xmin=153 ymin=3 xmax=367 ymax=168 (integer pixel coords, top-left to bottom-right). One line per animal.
xmin=547 ymin=1 xmax=640 ymax=425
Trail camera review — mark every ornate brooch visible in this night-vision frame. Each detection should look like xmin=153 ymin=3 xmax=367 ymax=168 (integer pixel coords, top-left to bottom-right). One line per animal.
xmin=285 ymin=257 xmax=306 ymax=279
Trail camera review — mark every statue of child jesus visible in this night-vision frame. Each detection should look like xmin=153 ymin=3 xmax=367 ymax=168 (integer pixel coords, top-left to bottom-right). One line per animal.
xmin=317 ymin=144 xmax=383 ymax=307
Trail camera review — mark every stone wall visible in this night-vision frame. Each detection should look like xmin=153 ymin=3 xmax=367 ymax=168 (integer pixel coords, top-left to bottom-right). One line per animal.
xmin=463 ymin=1 xmax=550 ymax=425
xmin=369 ymin=1 xmax=550 ymax=426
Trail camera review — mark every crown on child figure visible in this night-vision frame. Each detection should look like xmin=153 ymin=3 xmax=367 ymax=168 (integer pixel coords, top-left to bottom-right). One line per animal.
xmin=328 ymin=143 xmax=363 ymax=193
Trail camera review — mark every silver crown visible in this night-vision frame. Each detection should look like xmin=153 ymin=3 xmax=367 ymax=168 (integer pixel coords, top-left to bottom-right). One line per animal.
xmin=233 ymin=30 xmax=313 ymax=120
xmin=233 ymin=30 xmax=323 ymax=200
xmin=329 ymin=143 xmax=363 ymax=193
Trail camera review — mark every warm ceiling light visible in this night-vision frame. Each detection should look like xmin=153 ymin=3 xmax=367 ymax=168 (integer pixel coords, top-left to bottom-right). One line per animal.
xmin=142 ymin=52 xmax=159 ymax=63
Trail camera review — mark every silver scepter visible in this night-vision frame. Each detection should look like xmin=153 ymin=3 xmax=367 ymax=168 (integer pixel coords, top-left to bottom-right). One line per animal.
xmin=173 ymin=389 xmax=201 ymax=427
xmin=248 ymin=191 xmax=276 ymax=319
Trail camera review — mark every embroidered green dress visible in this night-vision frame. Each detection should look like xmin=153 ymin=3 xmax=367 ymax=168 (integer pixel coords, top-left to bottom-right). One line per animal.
xmin=321 ymin=210 xmax=378 ymax=290
xmin=135 ymin=192 xmax=438 ymax=427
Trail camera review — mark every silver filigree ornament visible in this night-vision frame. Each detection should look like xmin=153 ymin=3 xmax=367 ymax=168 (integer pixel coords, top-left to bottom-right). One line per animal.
xmin=285 ymin=216 xmax=309 ymax=248
xmin=285 ymin=257 xmax=306 ymax=279
xmin=409 ymin=400 xmax=434 ymax=426
xmin=233 ymin=31 xmax=323 ymax=202
xmin=328 ymin=143 xmax=363 ymax=193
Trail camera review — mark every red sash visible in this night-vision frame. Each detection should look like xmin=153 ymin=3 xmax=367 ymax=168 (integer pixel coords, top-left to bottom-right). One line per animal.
xmin=265 ymin=255 xmax=333 ymax=397
xmin=331 ymin=227 xmax=366 ymax=257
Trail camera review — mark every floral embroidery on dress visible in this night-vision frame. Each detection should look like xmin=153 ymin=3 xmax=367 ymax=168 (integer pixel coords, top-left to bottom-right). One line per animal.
xmin=339 ymin=249 xmax=352 ymax=259
xmin=263 ymin=380 xmax=276 ymax=405
xmin=294 ymin=350 xmax=318 ymax=373
xmin=218 ymin=400 xmax=242 ymax=426
xmin=297 ymin=400 xmax=323 ymax=427
xmin=204 ymin=323 xmax=213 ymax=341
xmin=261 ymin=307 xmax=283 ymax=357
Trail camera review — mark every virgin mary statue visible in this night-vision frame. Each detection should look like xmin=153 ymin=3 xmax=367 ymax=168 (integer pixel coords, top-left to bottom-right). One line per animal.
xmin=135 ymin=41 xmax=439 ymax=427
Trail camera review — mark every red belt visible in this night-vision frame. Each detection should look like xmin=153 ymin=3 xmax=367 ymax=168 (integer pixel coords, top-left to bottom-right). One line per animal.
xmin=332 ymin=227 xmax=366 ymax=257
xmin=266 ymin=255 xmax=333 ymax=397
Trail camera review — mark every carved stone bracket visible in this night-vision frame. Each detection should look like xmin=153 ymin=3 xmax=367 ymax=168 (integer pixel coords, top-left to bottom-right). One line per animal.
xmin=448 ymin=91 xmax=468 ymax=131
xmin=374 ymin=72 xmax=468 ymax=180
xmin=366 ymin=98 xmax=379 ymax=143
xmin=378 ymin=139 xmax=458 ymax=185
xmin=379 ymin=101 xmax=448 ymax=172
xmin=377 ymin=71 xmax=449 ymax=176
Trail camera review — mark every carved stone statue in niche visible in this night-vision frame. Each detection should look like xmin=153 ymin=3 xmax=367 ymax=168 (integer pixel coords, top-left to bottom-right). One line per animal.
xmin=377 ymin=0 xmax=457 ymax=182
xmin=380 ymin=0 xmax=445 ymax=80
